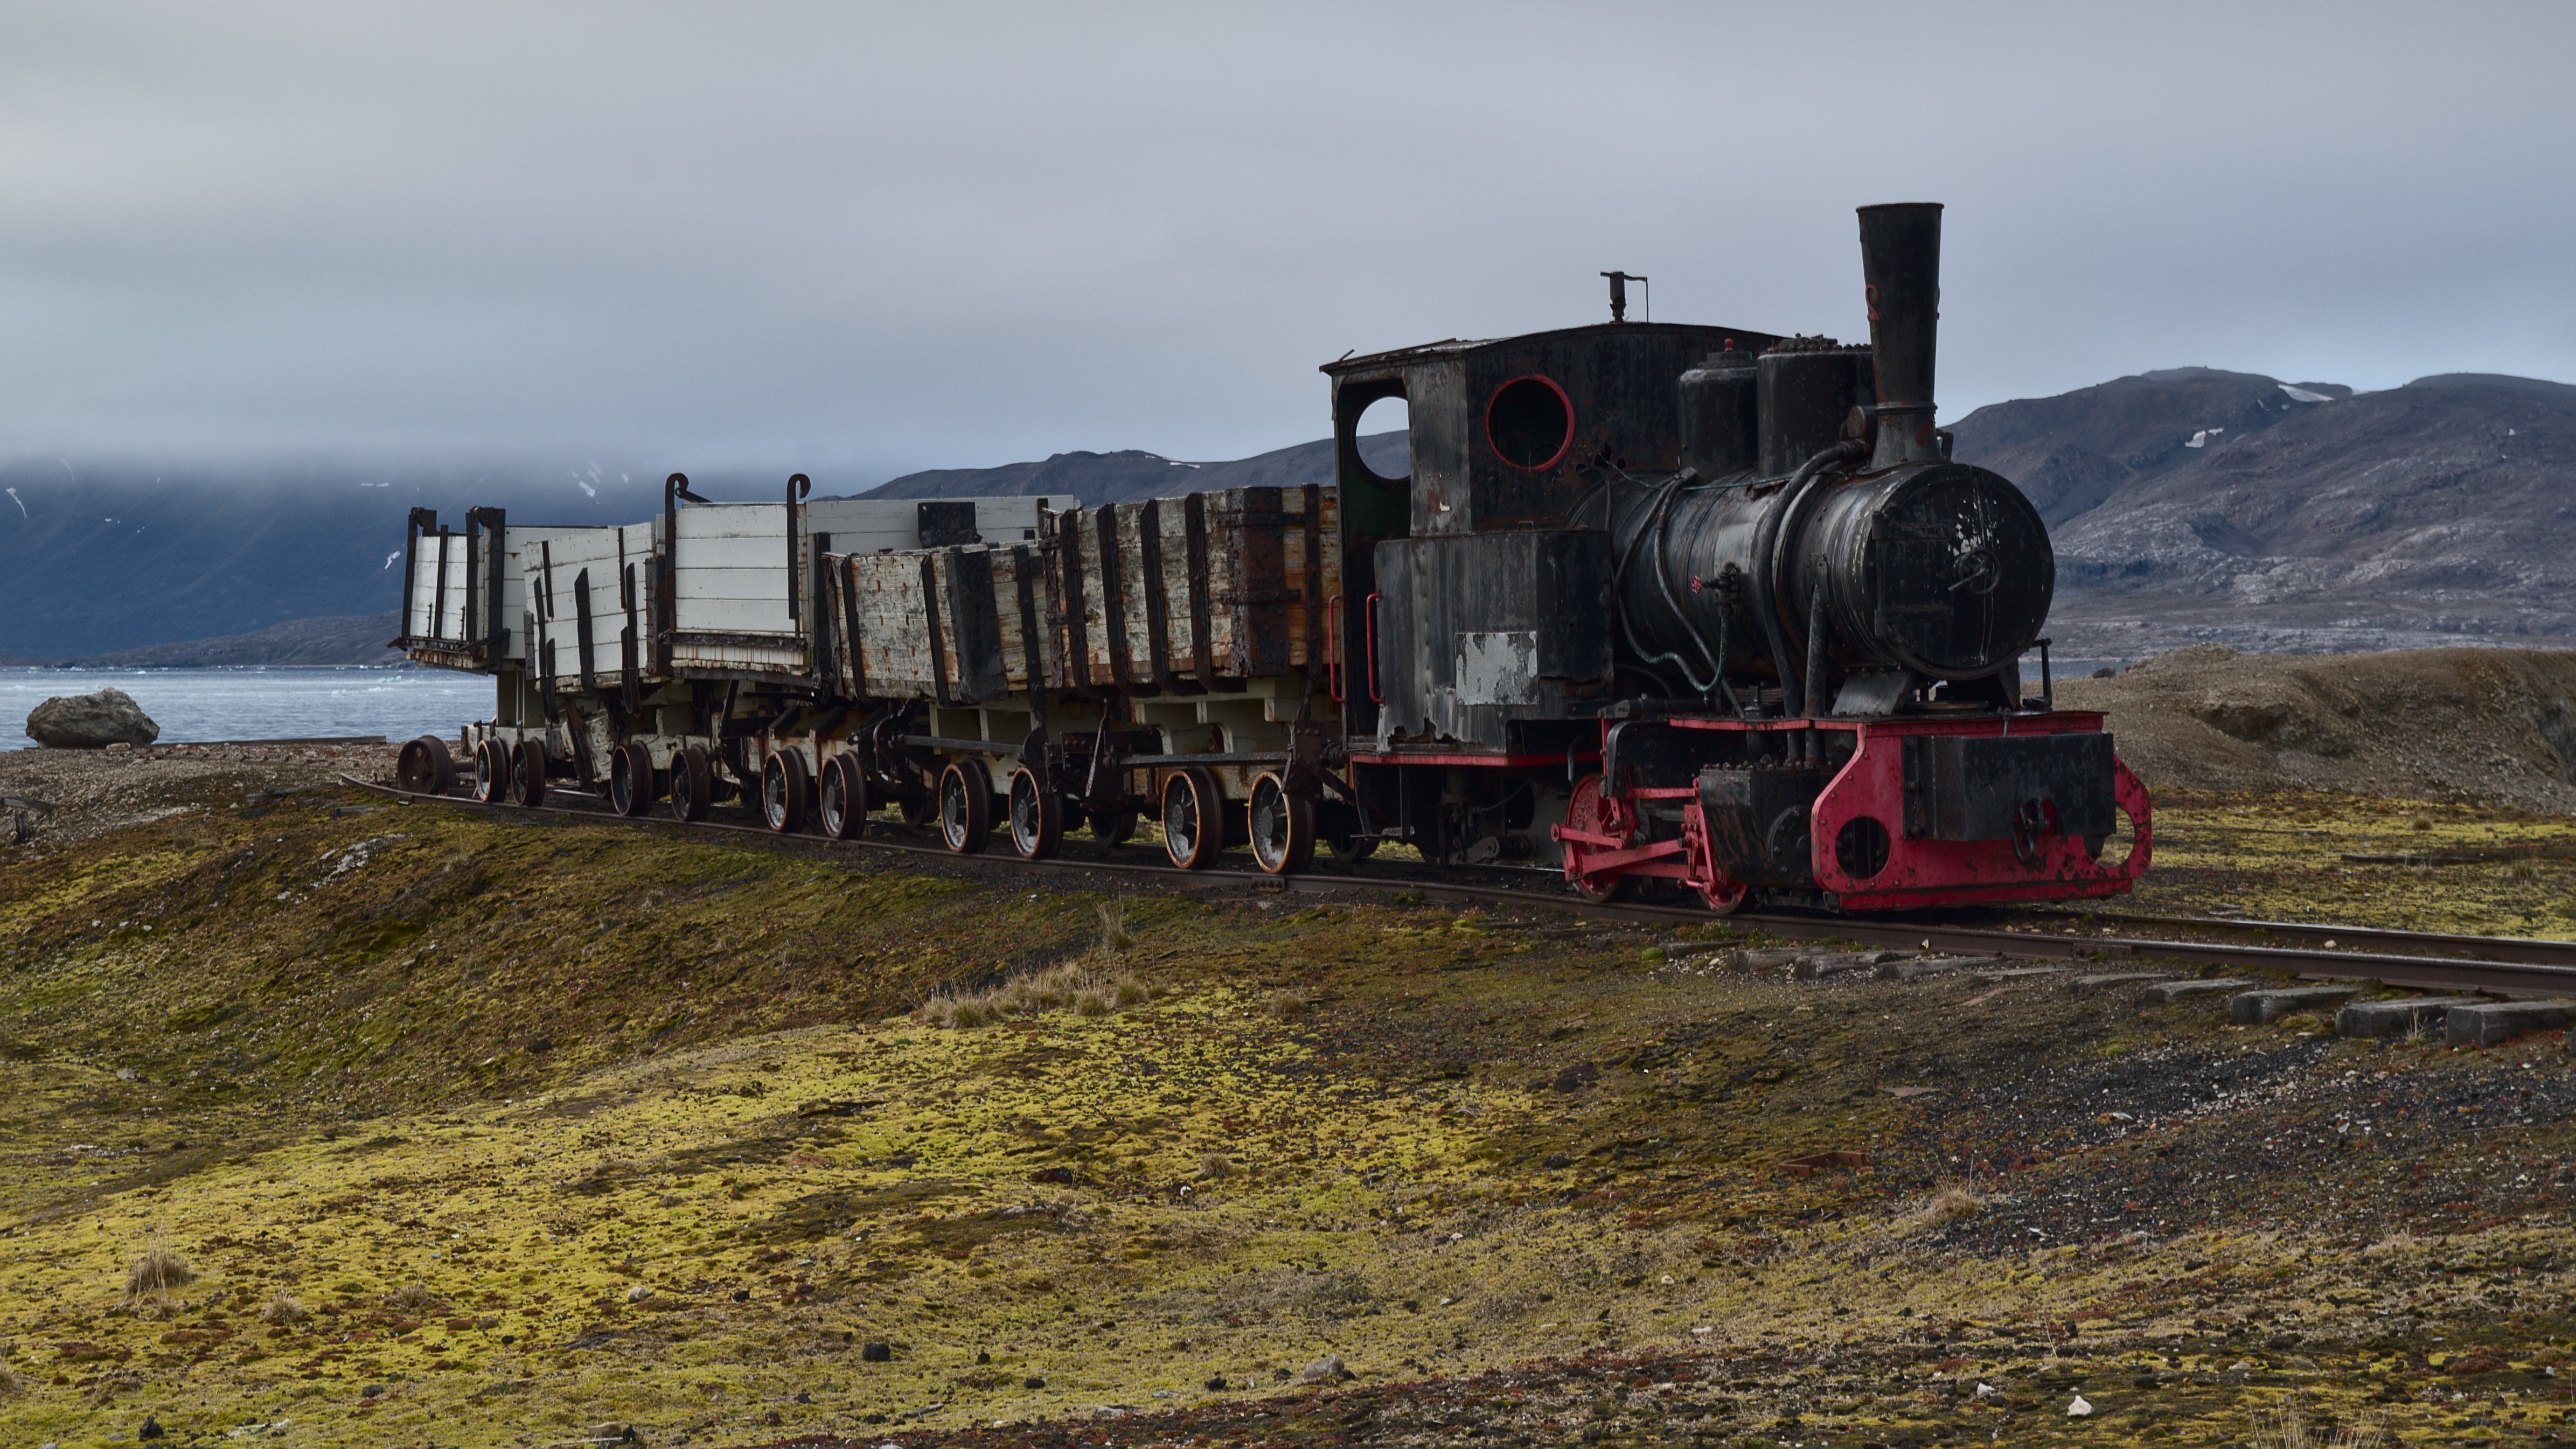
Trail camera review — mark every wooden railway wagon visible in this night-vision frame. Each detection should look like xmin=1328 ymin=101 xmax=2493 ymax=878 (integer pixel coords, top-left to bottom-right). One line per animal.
xmin=804 ymin=484 xmax=1343 ymax=868
xmin=392 ymin=483 xmax=1055 ymax=817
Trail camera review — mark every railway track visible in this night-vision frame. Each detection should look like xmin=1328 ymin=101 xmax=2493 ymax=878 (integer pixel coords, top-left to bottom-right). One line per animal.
xmin=339 ymin=774 xmax=2576 ymax=1001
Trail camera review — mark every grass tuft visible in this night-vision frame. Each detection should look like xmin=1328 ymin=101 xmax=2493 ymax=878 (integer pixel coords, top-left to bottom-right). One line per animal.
xmin=1198 ymin=1152 xmax=1234 ymax=1181
xmin=918 ymin=963 xmax=1146 ymax=1029
xmin=1907 ymin=1185 xmax=1987 ymax=1229
xmin=122 ymin=1246 xmax=195 ymax=1312
xmin=2252 ymin=1404 xmax=2386 ymax=1449
xmin=259 ymin=1291 xmax=308 ymax=1325
xmin=1095 ymin=900 xmax=1135 ymax=953
xmin=382 ymin=1281 xmax=449 ymax=1316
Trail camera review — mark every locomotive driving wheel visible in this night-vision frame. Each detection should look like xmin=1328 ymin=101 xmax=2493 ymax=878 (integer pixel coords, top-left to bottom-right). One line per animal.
xmin=1698 ymin=872 xmax=1750 ymax=915
xmin=1090 ymin=809 xmax=1137 ymax=846
xmin=1563 ymin=773 xmax=1635 ymax=903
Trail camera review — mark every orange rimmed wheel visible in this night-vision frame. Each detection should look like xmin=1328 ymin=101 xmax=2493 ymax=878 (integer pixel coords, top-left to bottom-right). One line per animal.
xmin=762 ymin=749 xmax=811 ymax=833
xmin=1161 ymin=767 xmax=1226 ymax=870
xmin=939 ymin=759 xmax=994 ymax=854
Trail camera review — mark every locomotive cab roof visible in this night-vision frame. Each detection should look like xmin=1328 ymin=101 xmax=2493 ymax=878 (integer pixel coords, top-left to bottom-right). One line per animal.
xmin=1322 ymin=321 xmax=1785 ymax=537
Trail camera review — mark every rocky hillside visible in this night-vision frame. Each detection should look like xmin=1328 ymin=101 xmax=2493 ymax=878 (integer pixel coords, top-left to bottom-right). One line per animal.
xmin=861 ymin=430 xmax=1409 ymax=507
xmin=1953 ymin=370 xmax=2576 ymax=661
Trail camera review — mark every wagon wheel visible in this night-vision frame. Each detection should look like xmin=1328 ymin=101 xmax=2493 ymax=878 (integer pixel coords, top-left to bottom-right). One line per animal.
xmin=899 ymin=789 xmax=935 ymax=828
xmin=1327 ymin=832 xmax=1379 ymax=867
xmin=670 ymin=746 xmax=714 ymax=823
xmin=938 ymin=759 xmax=994 ymax=854
xmin=511 ymin=739 xmax=550 ymax=809
xmin=1006 ymin=768 xmax=1063 ymax=860
xmin=818 ymin=756 xmax=867 ymax=840
xmin=763 ymin=749 xmax=811 ymax=833
xmin=1161 ymin=767 xmax=1226 ymax=870
xmin=1091 ymin=809 xmax=1137 ymax=846
xmin=610 ymin=743 xmax=655 ymax=818
xmin=472 ymin=740 xmax=509 ymax=803
xmin=1563 ymin=773 xmax=1634 ymax=903
xmin=396 ymin=735 xmax=456 ymax=796
xmin=1247 ymin=772 xmax=1314 ymax=876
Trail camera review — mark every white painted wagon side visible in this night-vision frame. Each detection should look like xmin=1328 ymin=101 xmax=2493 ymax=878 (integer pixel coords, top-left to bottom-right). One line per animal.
xmin=402 ymin=526 xmax=478 ymax=649
xmin=526 ymin=525 xmax=652 ymax=691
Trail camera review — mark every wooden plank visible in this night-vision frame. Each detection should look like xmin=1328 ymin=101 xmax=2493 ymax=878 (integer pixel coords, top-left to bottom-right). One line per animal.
xmin=937 ymin=549 xmax=1008 ymax=703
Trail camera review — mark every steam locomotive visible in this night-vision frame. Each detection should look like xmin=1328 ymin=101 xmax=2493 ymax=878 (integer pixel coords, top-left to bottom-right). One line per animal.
xmin=394 ymin=201 xmax=2150 ymax=912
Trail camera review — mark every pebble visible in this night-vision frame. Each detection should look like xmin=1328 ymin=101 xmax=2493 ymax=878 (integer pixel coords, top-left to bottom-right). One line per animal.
xmin=862 ymin=1341 xmax=892 ymax=1362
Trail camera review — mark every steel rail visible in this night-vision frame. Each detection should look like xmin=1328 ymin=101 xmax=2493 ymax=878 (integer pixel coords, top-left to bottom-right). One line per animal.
xmin=338 ymin=775 xmax=2576 ymax=1001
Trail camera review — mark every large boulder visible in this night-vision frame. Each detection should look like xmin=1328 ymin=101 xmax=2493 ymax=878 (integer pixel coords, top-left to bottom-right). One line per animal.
xmin=25 ymin=687 xmax=160 ymax=748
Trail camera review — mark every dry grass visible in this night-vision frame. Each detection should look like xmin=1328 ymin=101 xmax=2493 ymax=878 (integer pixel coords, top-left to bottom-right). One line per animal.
xmin=914 ymin=963 xmax=1153 ymax=1030
xmin=2251 ymin=1404 xmax=2386 ymax=1449
xmin=1198 ymin=1152 xmax=1234 ymax=1181
xmin=1906 ymin=1185 xmax=1988 ymax=1229
xmin=259 ymin=1290 xmax=308 ymax=1324
xmin=1095 ymin=900 xmax=1135 ymax=953
xmin=1264 ymin=988 xmax=1312 ymax=1018
xmin=0 ymin=1355 xmax=22 ymax=1396
xmin=121 ymin=1245 xmax=196 ymax=1312
xmin=382 ymin=1281 xmax=450 ymax=1316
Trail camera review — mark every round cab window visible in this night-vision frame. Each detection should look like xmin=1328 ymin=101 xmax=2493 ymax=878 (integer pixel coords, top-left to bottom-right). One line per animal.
xmin=1485 ymin=374 xmax=1574 ymax=471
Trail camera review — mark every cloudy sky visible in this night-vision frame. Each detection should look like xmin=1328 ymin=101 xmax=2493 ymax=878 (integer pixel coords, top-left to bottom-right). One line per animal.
xmin=3 ymin=2 xmax=2571 ymax=484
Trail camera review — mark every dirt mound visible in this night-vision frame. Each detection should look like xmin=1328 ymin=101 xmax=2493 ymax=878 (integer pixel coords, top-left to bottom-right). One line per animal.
xmin=2056 ymin=645 xmax=2576 ymax=812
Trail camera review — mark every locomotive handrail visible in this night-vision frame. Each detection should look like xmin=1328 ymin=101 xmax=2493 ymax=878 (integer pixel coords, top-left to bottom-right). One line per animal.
xmin=1325 ymin=594 xmax=1345 ymax=703
xmin=1364 ymin=591 xmax=1382 ymax=705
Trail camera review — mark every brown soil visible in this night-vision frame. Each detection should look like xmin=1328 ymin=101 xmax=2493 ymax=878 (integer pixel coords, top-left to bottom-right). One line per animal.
xmin=2056 ymin=645 xmax=2576 ymax=813
xmin=0 ymin=741 xmax=388 ymax=853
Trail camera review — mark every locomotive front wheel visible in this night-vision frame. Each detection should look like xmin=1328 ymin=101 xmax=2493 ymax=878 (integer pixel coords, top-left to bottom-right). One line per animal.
xmin=1161 ymin=767 xmax=1226 ymax=870
xmin=671 ymin=746 xmax=714 ymax=823
xmin=1091 ymin=809 xmax=1137 ymax=847
xmin=1006 ymin=768 xmax=1063 ymax=861
xmin=1246 ymin=772 xmax=1314 ymax=876
xmin=396 ymin=735 xmax=456 ymax=796
xmin=472 ymin=740 xmax=508 ymax=803
xmin=511 ymin=740 xmax=550 ymax=809
xmin=762 ymin=749 xmax=811 ymax=833
xmin=1564 ymin=773 xmax=1634 ymax=903
xmin=939 ymin=760 xmax=994 ymax=854
xmin=611 ymin=743 xmax=655 ymax=818
xmin=818 ymin=756 xmax=867 ymax=840
xmin=1699 ymin=872 xmax=1751 ymax=916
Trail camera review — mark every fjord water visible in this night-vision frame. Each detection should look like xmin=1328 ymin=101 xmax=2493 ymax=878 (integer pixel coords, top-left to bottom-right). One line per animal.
xmin=4 ymin=667 xmax=483 ymax=748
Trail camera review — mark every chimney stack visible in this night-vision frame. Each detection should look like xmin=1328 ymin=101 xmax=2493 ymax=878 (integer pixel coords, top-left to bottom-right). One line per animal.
xmin=1855 ymin=203 xmax=1943 ymax=469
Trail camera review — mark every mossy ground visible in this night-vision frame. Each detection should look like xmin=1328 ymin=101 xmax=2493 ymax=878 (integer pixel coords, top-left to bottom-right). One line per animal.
xmin=0 ymin=782 xmax=2571 ymax=1446
xmin=2102 ymin=786 xmax=2576 ymax=938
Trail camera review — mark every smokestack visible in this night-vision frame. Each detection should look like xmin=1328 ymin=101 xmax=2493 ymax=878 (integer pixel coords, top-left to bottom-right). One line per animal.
xmin=1855 ymin=202 xmax=1943 ymax=469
